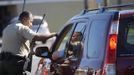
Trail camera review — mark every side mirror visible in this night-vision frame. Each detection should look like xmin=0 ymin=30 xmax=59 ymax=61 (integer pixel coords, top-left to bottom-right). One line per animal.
xmin=35 ymin=46 xmax=51 ymax=58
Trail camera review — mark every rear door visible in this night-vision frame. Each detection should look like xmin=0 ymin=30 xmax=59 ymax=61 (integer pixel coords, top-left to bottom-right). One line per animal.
xmin=79 ymin=12 xmax=114 ymax=70
xmin=117 ymin=14 xmax=134 ymax=75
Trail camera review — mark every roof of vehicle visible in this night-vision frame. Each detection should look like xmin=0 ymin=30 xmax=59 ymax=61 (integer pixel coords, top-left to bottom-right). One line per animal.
xmin=65 ymin=9 xmax=134 ymax=24
xmin=119 ymin=9 xmax=134 ymax=18
xmin=33 ymin=15 xmax=43 ymax=20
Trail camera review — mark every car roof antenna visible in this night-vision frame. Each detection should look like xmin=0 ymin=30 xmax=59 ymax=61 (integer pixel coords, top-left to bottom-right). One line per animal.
xmin=36 ymin=14 xmax=46 ymax=33
xmin=22 ymin=0 xmax=26 ymax=12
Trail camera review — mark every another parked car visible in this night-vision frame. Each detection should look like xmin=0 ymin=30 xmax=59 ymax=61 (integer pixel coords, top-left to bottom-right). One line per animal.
xmin=34 ymin=4 xmax=134 ymax=75
xmin=31 ymin=16 xmax=50 ymax=35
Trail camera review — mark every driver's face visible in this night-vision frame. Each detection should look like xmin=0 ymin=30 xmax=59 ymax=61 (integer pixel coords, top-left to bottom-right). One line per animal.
xmin=71 ymin=32 xmax=80 ymax=42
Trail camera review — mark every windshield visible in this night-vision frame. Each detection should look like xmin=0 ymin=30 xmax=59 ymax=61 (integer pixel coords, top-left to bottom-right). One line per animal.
xmin=33 ymin=19 xmax=44 ymax=25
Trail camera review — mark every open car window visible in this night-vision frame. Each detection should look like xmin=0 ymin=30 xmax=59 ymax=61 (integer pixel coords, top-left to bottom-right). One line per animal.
xmin=65 ymin=22 xmax=87 ymax=59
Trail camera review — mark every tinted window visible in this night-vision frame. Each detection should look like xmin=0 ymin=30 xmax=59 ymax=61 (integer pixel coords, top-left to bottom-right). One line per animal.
xmin=127 ymin=25 xmax=134 ymax=45
xmin=118 ymin=17 xmax=134 ymax=56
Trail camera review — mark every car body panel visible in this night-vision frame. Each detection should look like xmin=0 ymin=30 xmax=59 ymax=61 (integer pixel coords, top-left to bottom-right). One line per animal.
xmin=116 ymin=57 xmax=134 ymax=75
xmin=79 ymin=12 xmax=113 ymax=70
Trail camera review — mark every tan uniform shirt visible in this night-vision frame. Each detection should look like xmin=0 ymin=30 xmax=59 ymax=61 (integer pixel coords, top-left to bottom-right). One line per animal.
xmin=1 ymin=23 xmax=37 ymax=57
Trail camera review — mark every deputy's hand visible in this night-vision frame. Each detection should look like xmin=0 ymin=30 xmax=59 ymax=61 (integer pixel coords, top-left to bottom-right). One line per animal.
xmin=50 ymin=32 xmax=57 ymax=37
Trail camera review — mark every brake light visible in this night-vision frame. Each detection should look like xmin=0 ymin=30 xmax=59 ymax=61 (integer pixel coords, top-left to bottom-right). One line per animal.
xmin=102 ymin=20 xmax=119 ymax=75
xmin=109 ymin=34 xmax=117 ymax=50
xmin=107 ymin=34 xmax=117 ymax=64
xmin=102 ymin=34 xmax=117 ymax=75
xmin=107 ymin=20 xmax=118 ymax=64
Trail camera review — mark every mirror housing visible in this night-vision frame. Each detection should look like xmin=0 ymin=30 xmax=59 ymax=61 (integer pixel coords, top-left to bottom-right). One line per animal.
xmin=35 ymin=46 xmax=51 ymax=58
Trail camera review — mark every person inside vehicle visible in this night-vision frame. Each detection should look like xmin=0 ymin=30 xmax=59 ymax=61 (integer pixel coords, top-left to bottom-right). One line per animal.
xmin=52 ymin=32 xmax=83 ymax=62
xmin=63 ymin=32 xmax=83 ymax=64
xmin=50 ymin=32 xmax=83 ymax=75
xmin=0 ymin=11 xmax=57 ymax=75
xmin=66 ymin=44 xmax=74 ymax=59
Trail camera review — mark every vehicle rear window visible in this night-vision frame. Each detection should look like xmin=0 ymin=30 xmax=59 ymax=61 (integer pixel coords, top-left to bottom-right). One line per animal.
xmin=117 ymin=16 xmax=134 ymax=56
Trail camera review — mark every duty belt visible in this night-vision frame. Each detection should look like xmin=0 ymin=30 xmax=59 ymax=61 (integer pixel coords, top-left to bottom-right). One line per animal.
xmin=0 ymin=52 xmax=25 ymax=61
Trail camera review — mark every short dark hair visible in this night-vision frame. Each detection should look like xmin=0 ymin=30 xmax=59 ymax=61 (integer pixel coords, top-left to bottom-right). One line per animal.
xmin=18 ymin=11 xmax=32 ymax=21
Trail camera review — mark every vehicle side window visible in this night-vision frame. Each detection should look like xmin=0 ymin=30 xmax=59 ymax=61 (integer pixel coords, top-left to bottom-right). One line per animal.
xmin=56 ymin=24 xmax=73 ymax=52
xmin=66 ymin=32 xmax=83 ymax=59
xmin=66 ymin=22 xmax=86 ymax=60
xmin=127 ymin=25 xmax=134 ymax=45
xmin=117 ymin=17 xmax=134 ymax=56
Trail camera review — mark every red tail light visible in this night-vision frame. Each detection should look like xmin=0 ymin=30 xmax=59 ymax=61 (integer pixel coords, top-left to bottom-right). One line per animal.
xmin=102 ymin=34 xmax=117 ymax=75
xmin=107 ymin=34 xmax=117 ymax=64
xmin=109 ymin=34 xmax=117 ymax=50
xmin=102 ymin=20 xmax=119 ymax=75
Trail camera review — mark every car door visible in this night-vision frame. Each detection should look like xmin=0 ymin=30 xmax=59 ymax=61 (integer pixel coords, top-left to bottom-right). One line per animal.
xmin=117 ymin=14 xmax=134 ymax=75
xmin=79 ymin=12 xmax=114 ymax=72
